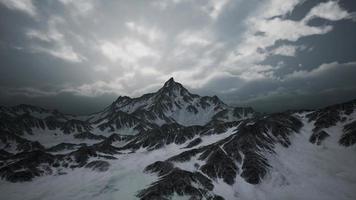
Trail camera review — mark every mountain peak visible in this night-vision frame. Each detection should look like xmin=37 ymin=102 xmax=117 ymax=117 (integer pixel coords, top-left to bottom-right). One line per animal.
xmin=159 ymin=77 xmax=189 ymax=96
xmin=163 ymin=77 xmax=177 ymax=87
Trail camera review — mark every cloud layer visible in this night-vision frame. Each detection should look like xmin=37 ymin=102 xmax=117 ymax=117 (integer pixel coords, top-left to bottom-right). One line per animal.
xmin=0 ymin=0 xmax=356 ymax=113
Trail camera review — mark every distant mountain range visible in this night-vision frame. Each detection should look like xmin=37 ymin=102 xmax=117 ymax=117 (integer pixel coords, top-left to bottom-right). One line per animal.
xmin=0 ymin=78 xmax=355 ymax=200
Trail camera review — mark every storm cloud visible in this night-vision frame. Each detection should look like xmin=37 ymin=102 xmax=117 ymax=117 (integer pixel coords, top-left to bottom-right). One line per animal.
xmin=0 ymin=0 xmax=356 ymax=114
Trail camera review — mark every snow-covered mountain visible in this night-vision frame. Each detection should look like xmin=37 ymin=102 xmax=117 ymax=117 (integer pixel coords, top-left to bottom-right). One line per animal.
xmin=88 ymin=77 xmax=254 ymax=134
xmin=0 ymin=78 xmax=355 ymax=200
xmin=91 ymin=78 xmax=230 ymax=126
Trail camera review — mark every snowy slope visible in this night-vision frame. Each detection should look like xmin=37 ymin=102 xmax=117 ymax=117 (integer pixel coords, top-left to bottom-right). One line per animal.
xmin=1 ymin=106 xmax=355 ymax=200
xmin=94 ymin=78 xmax=245 ymax=126
xmin=0 ymin=80 xmax=356 ymax=200
xmin=84 ymin=78 xmax=254 ymax=136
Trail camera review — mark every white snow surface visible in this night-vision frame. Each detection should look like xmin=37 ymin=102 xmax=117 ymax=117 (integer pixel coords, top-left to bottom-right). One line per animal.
xmin=211 ymin=113 xmax=356 ymax=200
xmin=0 ymin=128 xmax=237 ymax=200
xmin=24 ymin=128 xmax=99 ymax=148
xmin=1 ymin=113 xmax=356 ymax=200
xmin=106 ymin=86 xmax=227 ymax=126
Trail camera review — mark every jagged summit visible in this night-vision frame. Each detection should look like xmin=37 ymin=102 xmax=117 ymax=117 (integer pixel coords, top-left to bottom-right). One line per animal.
xmin=163 ymin=77 xmax=176 ymax=87
xmin=115 ymin=78 xmax=186 ymax=103
xmin=161 ymin=77 xmax=186 ymax=90
xmin=1 ymin=86 xmax=356 ymax=200
xmin=161 ymin=77 xmax=183 ymax=89
xmin=157 ymin=78 xmax=194 ymax=99
xmin=91 ymin=77 xmax=249 ymax=127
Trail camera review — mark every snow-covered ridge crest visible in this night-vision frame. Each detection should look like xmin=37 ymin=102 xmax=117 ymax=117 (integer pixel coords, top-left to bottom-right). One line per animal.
xmin=91 ymin=77 xmax=255 ymax=127
xmin=1 ymin=80 xmax=356 ymax=200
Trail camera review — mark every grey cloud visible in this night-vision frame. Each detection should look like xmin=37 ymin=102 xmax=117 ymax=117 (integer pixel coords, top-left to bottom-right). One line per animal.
xmin=0 ymin=0 xmax=37 ymax=17
xmin=218 ymin=61 xmax=356 ymax=112
xmin=0 ymin=0 xmax=355 ymax=114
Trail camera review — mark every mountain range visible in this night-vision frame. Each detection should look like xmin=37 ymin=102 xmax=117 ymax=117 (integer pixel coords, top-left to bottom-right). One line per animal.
xmin=0 ymin=78 xmax=355 ymax=200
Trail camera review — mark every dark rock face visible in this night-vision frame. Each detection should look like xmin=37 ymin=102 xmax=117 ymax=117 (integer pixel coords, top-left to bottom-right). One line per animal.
xmin=46 ymin=143 xmax=86 ymax=152
xmin=13 ymin=113 xmax=46 ymax=134
xmin=60 ymin=119 xmax=92 ymax=134
xmin=102 ymin=78 xmax=230 ymax=126
xmin=121 ymin=123 xmax=204 ymax=151
xmin=95 ymin=110 xmax=152 ymax=133
xmin=0 ymin=105 xmax=64 ymax=135
xmin=0 ymin=138 xmax=121 ymax=182
xmin=67 ymin=145 xmax=117 ymax=167
xmin=309 ymin=130 xmax=330 ymax=145
xmin=43 ymin=116 xmax=63 ymax=130
xmin=11 ymin=104 xmax=48 ymax=114
xmin=167 ymin=113 xmax=302 ymax=185
xmin=97 ymin=133 xmax=133 ymax=147
xmin=306 ymin=99 xmax=356 ymax=147
xmin=202 ymin=121 xmax=240 ymax=135
xmin=0 ymin=79 xmax=356 ymax=200
xmin=307 ymin=99 xmax=356 ymax=133
xmin=0 ymin=150 xmax=56 ymax=182
xmin=240 ymin=151 xmax=269 ymax=184
xmin=85 ymin=160 xmax=110 ymax=172
xmin=135 ymin=113 xmax=303 ymax=199
xmin=184 ymin=138 xmax=202 ymax=148
xmin=307 ymin=110 xmax=341 ymax=133
xmin=199 ymin=145 xmax=239 ymax=185
xmin=0 ymin=131 xmax=45 ymax=153
xmin=0 ymin=112 xmax=42 ymax=135
xmin=121 ymin=121 xmax=241 ymax=152
xmin=74 ymin=132 xmax=106 ymax=140
xmin=5 ymin=171 xmax=35 ymax=182
xmin=0 ymin=143 xmax=117 ymax=182
xmin=109 ymin=133 xmax=132 ymax=142
xmin=144 ymin=161 xmax=174 ymax=176
xmin=167 ymin=148 xmax=202 ymax=163
xmin=91 ymin=141 xmax=120 ymax=155
xmin=138 ymin=161 xmax=221 ymax=200
xmin=212 ymin=107 xmax=255 ymax=122
xmin=0 ymin=104 xmax=92 ymax=135
xmin=0 ymin=149 xmax=12 ymax=160
xmin=340 ymin=121 xmax=356 ymax=146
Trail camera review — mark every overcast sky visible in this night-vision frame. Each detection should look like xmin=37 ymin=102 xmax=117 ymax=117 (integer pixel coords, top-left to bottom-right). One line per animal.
xmin=0 ymin=0 xmax=356 ymax=114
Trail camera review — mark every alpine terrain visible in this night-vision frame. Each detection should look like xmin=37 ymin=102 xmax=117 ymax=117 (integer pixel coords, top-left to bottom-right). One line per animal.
xmin=0 ymin=78 xmax=355 ymax=200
